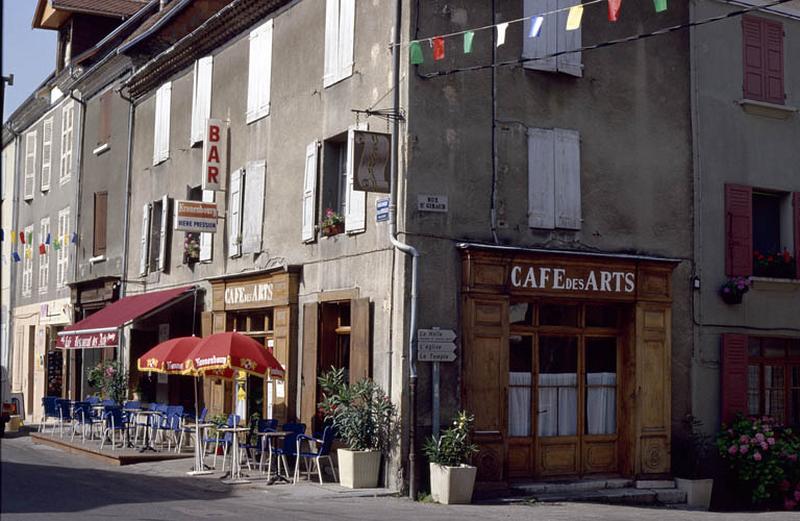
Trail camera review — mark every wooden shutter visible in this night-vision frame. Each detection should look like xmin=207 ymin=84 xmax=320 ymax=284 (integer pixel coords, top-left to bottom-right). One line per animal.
xmin=41 ymin=118 xmax=52 ymax=190
xmin=554 ymin=128 xmax=581 ymax=229
xmin=523 ymin=0 xmax=557 ymax=72
xmin=528 ymin=128 xmax=555 ymax=229
xmin=247 ymin=21 xmax=272 ymax=122
xmin=725 ymin=184 xmax=753 ymax=276
xmin=721 ymin=334 xmax=749 ymax=425
xmin=98 ymin=90 xmax=112 ymax=145
xmin=763 ymin=19 xmax=784 ymax=105
xmin=794 ymin=192 xmax=800 ymax=279
xmin=557 ymin=0 xmax=582 ymax=77
xmin=323 ymin=0 xmax=340 ymax=86
xmin=345 ymin=124 xmax=367 ymax=233
xmin=742 ymin=16 xmax=765 ymax=101
xmin=93 ymin=192 xmax=108 ymax=256
xmin=242 ymin=160 xmax=266 ymax=254
xmin=338 ymin=0 xmax=355 ymax=79
xmin=350 ymin=298 xmax=370 ymax=385
xmin=153 ymin=83 xmax=171 ymax=164
xmin=24 ymin=131 xmax=36 ymax=200
xmin=158 ymin=195 xmax=170 ymax=272
xmin=228 ymin=168 xmax=243 ymax=257
xmin=300 ymin=302 xmax=319 ymax=428
xmin=139 ymin=203 xmax=150 ymax=276
xmin=191 ymin=56 xmax=213 ymax=143
xmin=302 ymin=141 xmax=319 ymax=243
xmin=200 ymin=190 xmax=214 ymax=262
xmin=261 ymin=20 xmax=273 ymax=117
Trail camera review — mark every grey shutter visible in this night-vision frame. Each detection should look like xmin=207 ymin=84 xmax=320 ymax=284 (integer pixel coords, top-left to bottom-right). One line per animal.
xmin=158 ymin=195 xmax=170 ymax=272
xmin=528 ymin=128 xmax=555 ymax=229
xmin=338 ymin=0 xmax=355 ymax=79
xmin=191 ymin=56 xmax=213 ymax=144
xmin=200 ymin=190 xmax=214 ymax=262
xmin=557 ymin=0 xmax=583 ymax=77
xmin=523 ymin=0 xmax=556 ymax=72
xmin=345 ymin=123 xmax=367 ymax=234
xmin=139 ymin=203 xmax=151 ymax=275
xmin=154 ymin=83 xmax=171 ymax=164
xmin=242 ymin=161 xmax=266 ymax=254
xmin=247 ymin=21 xmax=272 ymax=122
xmin=41 ymin=119 xmax=52 ymax=190
xmin=24 ymin=131 xmax=36 ymax=200
xmin=323 ymin=0 xmax=340 ymax=86
xmin=554 ymin=129 xmax=581 ymax=229
xmin=302 ymin=141 xmax=319 ymax=242
xmin=228 ymin=168 xmax=243 ymax=257
xmin=260 ymin=20 xmax=273 ymax=118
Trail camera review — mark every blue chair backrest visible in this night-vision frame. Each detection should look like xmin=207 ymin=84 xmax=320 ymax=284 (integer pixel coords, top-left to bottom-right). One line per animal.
xmin=280 ymin=423 xmax=306 ymax=454
xmin=86 ymin=396 xmax=99 ymax=405
xmin=101 ymin=399 xmax=116 ymax=407
xmin=318 ymin=426 xmax=336 ymax=456
xmin=56 ymin=399 xmax=72 ymax=420
xmin=169 ymin=406 xmax=184 ymax=430
xmin=198 ymin=407 xmax=208 ymax=422
xmin=124 ymin=401 xmax=140 ymax=410
xmin=73 ymin=401 xmax=92 ymax=423
xmin=104 ymin=405 xmax=125 ymax=428
xmin=42 ymin=396 xmax=58 ymax=417
xmin=258 ymin=419 xmax=278 ymax=432
xmin=221 ymin=414 xmax=240 ymax=443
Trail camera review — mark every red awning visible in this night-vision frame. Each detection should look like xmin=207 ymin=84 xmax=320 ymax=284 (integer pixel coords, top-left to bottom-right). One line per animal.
xmin=57 ymin=286 xmax=195 ymax=349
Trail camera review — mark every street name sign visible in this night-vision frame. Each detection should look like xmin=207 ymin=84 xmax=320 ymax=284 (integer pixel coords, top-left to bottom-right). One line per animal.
xmin=418 ymin=329 xmax=456 ymax=342
xmin=418 ymin=351 xmax=457 ymax=362
xmin=418 ymin=341 xmax=456 ymax=354
xmin=417 ymin=194 xmax=448 ymax=213
xmin=376 ymin=197 xmax=390 ymax=223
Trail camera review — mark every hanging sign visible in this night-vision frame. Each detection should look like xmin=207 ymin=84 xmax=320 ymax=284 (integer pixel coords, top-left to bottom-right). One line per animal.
xmin=174 ymin=200 xmax=218 ymax=233
xmin=353 ymin=131 xmax=391 ymax=193
xmin=202 ymin=118 xmax=226 ymax=191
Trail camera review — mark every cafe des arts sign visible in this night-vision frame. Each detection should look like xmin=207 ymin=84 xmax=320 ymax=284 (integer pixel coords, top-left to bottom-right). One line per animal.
xmin=510 ymin=264 xmax=636 ymax=294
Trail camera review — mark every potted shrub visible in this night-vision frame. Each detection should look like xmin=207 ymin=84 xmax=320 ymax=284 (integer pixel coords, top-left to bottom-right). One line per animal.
xmin=719 ymin=276 xmax=752 ymax=305
xmin=318 ymin=368 xmax=396 ymax=488
xmin=423 ymin=411 xmax=479 ymax=504
xmin=320 ymin=208 xmax=344 ymax=237
xmin=86 ymin=360 xmax=128 ymax=403
xmin=674 ymin=415 xmax=715 ymax=510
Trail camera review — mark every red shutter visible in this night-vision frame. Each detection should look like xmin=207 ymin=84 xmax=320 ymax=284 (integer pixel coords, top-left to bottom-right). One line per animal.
xmin=763 ymin=19 xmax=784 ymax=105
xmin=742 ymin=16 xmax=765 ymax=100
xmin=794 ymin=192 xmax=800 ymax=279
xmin=725 ymin=184 xmax=753 ymax=276
xmin=721 ymin=334 xmax=748 ymax=425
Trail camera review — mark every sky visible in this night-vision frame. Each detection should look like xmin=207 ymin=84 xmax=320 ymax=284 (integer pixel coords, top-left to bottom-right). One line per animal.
xmin=2 ymin=1 xmax=57 ymax=121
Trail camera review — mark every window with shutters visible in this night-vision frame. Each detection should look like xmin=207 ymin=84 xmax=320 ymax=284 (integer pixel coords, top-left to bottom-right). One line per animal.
xmin=320 ymin=128 xmax=367 ymax=236
xmin=39 ymin=217 xmax=50 ymax=294
xmin=138 ymin=197 xmax=171 ymax=274
xmin=323 ymin=0 xmax=355 ymax=88
xmin=41 ymin=118 xmax=53 ymax=191
xmin=742 ymin=16 xmax=784 ymax=105
xmin=228 ymin=169 xmax=244 ymax=257
xmin=97 ymin=90 xmax=112 ymax=147
xmin=302 ymin=141 xmax=320 ymax=243
xmin=22 ymin=225 xmax=34 ymax=297
xmin=191 ymin=56 xmax=213 ymax=143
xmin=528 ymin=127 xmax=581 ymax=230
xmin=185 ymin=187 xmax=204 ymax=264
xmin=153 ymin=82 xmax=172 ymax=165
xmin=246 ymin=21 xmax=272 ymax=123
xmin=523 ymin=0 xmax=582 ymax=77
xmin=60 ymin=102 xmax=74 ymax=184
xmin=93 ymin=191 xmax=108 ymax=257
xmin=57 ymin=207 xmax=70 ymax=288
xmin=746 ymin=336 xmax=800 ymax=426
xmin=23 ymin=131 xmax=36 ymax=201
xmin=242 ymin=161 xmax=266 ymax=254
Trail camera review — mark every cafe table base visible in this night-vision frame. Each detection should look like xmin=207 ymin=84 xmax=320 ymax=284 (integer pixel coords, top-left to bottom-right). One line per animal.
xmin=186 ymin=422 xmax=214 ymax=476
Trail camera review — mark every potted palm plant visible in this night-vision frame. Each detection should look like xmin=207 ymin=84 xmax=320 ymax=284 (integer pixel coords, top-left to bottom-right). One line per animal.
xmin=423 ymin=411 xmax=479 ymax=504
xmin=318 ymin=368 xmax=396 ymax=488
xmin=675 ymin=414 xmax=714 ymax=510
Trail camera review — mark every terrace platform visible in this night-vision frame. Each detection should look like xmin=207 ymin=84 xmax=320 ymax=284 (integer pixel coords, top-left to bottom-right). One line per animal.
xmin=31 ymin=431 xmax=194 ymax=466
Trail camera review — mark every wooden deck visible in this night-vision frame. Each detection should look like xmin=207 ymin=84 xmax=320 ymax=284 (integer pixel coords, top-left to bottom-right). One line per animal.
xmin=30 ymin=431 xmax=194 ymax=466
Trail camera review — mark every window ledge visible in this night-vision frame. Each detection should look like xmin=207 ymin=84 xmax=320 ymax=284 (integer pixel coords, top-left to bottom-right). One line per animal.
xmin=738 ymin=99 xmax=797 ymax=120
xmin=93 ymin=143 xmax=109 ymax=156
xmin=89 ymin=255 xmax=106 ymax=264
xmin=751 ymin=276 xmax=800 ymax=291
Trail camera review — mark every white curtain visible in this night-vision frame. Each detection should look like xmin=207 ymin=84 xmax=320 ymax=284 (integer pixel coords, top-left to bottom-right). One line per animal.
xmin=586 ymin=372 xmax=616 ymax=435
xmin=538 ymin=373 xmax=577 ymax=436
xmin=508 ymin=372 xmax=532 ymax=436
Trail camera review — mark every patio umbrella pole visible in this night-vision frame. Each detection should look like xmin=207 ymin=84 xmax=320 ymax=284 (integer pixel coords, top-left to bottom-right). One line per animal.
xmin=187 ymin=375 xmax=212 ymax=476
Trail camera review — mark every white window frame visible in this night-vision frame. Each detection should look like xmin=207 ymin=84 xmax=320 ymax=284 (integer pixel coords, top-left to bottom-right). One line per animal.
xmin=60 ymin=101 xmax=75 ymax=184
xmin=22 ymin=225 xmax=34 ymax=297
xmin=523 ymin=0 xmax=582 ymax=77
xmin=41 ymin=117 xmax=53 ymax=191
xmin=323 ymin=0 xmax=356 ymax=88
xmin=246 ymin=20 xmax=273 ymax=124
xmin=57 ymin=207 xmax=70 ymax=288
xmin=24 ymin=131 xmax=37 ymax=201
xmin=38 ymin=217 xmax=50 ymax=294
xmin=344 ymin=123 xmax=367 ymax=234
xmin=153 ymin=82 xmax=172 ymax=165
xmin=528 ymin=127 xmax=581 ymax=230
xmin=191 ymin=56 xmax=214 ymax=144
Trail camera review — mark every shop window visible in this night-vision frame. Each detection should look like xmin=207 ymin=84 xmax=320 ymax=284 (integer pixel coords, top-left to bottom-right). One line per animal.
xmin=538 ymin=336 xmax=578 ymax=437
xmin=539 ymin=304 xmax=579 ymax=327
xmin=585 ymin=305 xmax=619 ymax=328
xmin=744 ymin=336 xmax=800 ymax=426
xmin=320 ymin=301 xmax=351 ymax=381
xmin=585 ymin=337 xmax=617 ymax=435
xmin=323 ymin=0 xmax=355 ymax=88
xmin=508 ymin=335 xmax=533 ymax=437
xmin=509 ymin=301 xmax=534 ymax=326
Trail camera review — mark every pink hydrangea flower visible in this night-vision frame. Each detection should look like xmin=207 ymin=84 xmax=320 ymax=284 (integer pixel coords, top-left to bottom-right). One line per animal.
xmin=728 ymin=445 xmax=738 ymax=455
xmin=739 ymin=434 xmax=750 ymax=443
xmin=767 ymin=437 xmax=776 ymax=445
xmin=760 ymin=441 xmax=769 ymax=451
xmin=789 ymin=454 xmax=798 ymax=462
xmin=740 ymin=445 xmax=749 ymax=454
xmin=753 ymin=452 xmax=762 ymax=461
xmin=755 ymin=432 xmax=765 ymax=442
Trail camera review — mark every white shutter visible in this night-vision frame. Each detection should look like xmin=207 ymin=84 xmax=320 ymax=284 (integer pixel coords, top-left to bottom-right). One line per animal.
xmin=523 ymin=0 xmax=556 ymax=72
xmin=261 ymin=20 xmax=273 ymax=118
xmin=345 ymin=123 xmax=367 ymax=234
xmin=242 ymin=161 xmax=266 ymax=254
xmin=528 ymin=128 xmax=555 ymax=230
xmin=140 ymin=203 xmax=150 ymax=276
xmin=153 ymin=83 xmax=171 ymax=164
xmin=302 ymin=141 xmax=319 ymax=242
xmin=24 ymin=131 xmax=36 ymax=200
xmin=247 ymin=21 xmax=272 ymax=123
xmin=153 ymin=88 xmax=162 ymax=164
xmin=158 ymin=195 xmax=170 ymax=271
xmin=200 ymin=190 xmax=214 ymax=262
xmin=323 ymin=0 xmax=340 ymax=87
xmin=191 ymin=56 xmax=213 ymax=144
xmin=60 ymin=103 xmax=74 ymax=182
xmin=554 ymin=128 xmax=581 ymax=229
xmin=41 ymin=118 xmax=52 ymax=190
xmin=338 ymin=0 xmax=355 ymax=79
xmin=557 ymin=0 xmax=583 ymax=77
xmin=228 ymin=168 xmax=243 ymax=257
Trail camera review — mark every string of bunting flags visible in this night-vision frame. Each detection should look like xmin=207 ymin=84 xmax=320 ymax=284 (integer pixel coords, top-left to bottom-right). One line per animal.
xmin=0 ymin=227 xmax=77 ymax=264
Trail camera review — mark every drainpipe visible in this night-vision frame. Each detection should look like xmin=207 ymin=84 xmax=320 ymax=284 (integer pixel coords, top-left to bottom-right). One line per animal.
xmin=2 ymin=124 xmax=22 ymax=404
xmin=66 ymin=78 xmax=86 ymax=293
xmin=390 ymin=0 xmax=420 ymax=500
xmin=117 ymin=87 xmax=135 ymax=299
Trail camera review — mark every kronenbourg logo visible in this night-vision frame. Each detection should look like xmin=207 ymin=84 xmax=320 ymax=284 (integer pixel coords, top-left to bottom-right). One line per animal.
xmin=195 ymin=355 xmax=227 ymax=368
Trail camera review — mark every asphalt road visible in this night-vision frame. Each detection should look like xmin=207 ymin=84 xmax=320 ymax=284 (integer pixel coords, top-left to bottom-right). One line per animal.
xmin=1 ymin=433 xmax=796 ymax=521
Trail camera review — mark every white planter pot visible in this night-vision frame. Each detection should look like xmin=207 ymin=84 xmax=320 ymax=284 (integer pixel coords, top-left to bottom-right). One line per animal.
xmin=675 ymin=478 xmax=713 ymax=510
xmin=429 ymin=463 xmax=477 ymax=505
xmin=337 ymin=449 xmax=382 ymax=488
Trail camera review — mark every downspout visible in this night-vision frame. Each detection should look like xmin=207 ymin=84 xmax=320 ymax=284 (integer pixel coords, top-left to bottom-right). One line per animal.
xmin=3 ymin=125 xmax=22 ymax=404
xmin=66 ymin=79 xmax=86 ymax=291
xmin=390 ymin=0 xmax=420 ymax=500
xmin=489 ymin=0 xmax=499 ymax=244
xmin=117 ymin=87 xmax=135 ymax=299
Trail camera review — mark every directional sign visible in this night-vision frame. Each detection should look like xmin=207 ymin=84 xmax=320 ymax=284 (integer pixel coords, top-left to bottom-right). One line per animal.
xmin=418 ymin=351 xmax=456 ymax=362
xmin=418 ymin=341 xmax=456 ymax=354
xmin=418 ymin=329 xmax=456 ymax=342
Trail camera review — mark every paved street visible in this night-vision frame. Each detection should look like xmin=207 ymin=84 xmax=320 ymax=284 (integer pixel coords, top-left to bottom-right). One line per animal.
xmin=0 ymin=433 xmax=795 ymax=521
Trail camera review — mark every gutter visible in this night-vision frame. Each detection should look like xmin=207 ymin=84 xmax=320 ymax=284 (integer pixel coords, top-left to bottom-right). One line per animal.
xmin=117 ymin=0 xmax=194 ymax=54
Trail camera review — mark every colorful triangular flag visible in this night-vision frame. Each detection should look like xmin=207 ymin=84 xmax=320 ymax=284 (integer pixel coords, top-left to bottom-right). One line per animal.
xmin=53 ymin=238 xmax=61 ymax=251
xmin=25 ymin=247 xmax=32 ymax=260
xmin=19 ymin=231 xmax=25 ymax=244
xmin=496 ymin=23 xmax=509 ymax=47
xmin=46 ymin=232 xmax=51 ymax=245
xmin=12 ymin=251 xmax=21 ymax=263
xmin=464 ymin=31 xmax=475 ymax=54
xmin=433 ymin=37 xmax=445 ymax=61
xmin=654 ymin=0 xmax=667 ymax=12
xmin=528 ymin=16 xmax=544 ymax=38
xmin=566 ymin=5 xmax=584 ymax=31
xmin=71 ymin=232 xmax=79 ymax=244
xmin=409 ymin=41 xmax=424 ymax=65
xmin=608 ymin=0 xmax=622 ymax=22
xmin=39 ymin=243 xmax=47 ymax=255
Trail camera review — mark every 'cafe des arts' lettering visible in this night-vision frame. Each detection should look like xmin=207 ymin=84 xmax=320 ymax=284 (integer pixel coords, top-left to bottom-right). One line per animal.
xmin=510 ymin=265 xmax=636 ymax=294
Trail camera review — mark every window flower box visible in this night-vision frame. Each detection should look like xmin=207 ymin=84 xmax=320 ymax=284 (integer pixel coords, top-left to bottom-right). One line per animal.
xmin=320 ymin=208 xmax=344 ymax=238
xmin=720 ymin=276 xmax=752 ymax=305
xmin=754 ymin=250 xmax=796 ymax=279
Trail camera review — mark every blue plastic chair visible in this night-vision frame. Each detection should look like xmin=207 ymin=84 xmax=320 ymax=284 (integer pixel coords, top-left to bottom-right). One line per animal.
xmin=71 ymin=401 xmax=98 ymax=443
xmin=55 ymin=399 xmax=73 ymax=437
xmin=207 ymin=414 xmax=240 ymax=470
xmin=178 ymin=407 xmax=207 ymax=453
xmin=294 ymin=426 xmax=337 ymax=484
xmin=156 ymin=405 xmax=184 ymax=450
xmin=86 ymin=396 xmax=100 ymax=405
xmin=40 ymin=397 xmax=60 ymax=433
xmin=100 ymin=406 xmax=128 ymax=451
xmin=271 ymin=423 xmax=305 ymax=479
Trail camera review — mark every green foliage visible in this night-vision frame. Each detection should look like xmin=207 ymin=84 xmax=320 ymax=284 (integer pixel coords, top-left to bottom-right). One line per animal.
xmin=207 ymin=413 xmax=228 ymax=438
xmin=675 ymin=414 xmax=714 ymax=479
xmin=422 ymin=411 xmax=479 ymax=467
xmin=317 ymin=367 xmax=397 ymax=453
xmin=86 ymin=360 xmax=128 ymax=404
xmin=717 ymin=415 xmax=800 ymax=510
